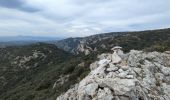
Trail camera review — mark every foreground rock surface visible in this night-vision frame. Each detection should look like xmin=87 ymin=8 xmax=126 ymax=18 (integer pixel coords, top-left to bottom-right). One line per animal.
xmin=57 ymin=50 xmax=170 ymax=100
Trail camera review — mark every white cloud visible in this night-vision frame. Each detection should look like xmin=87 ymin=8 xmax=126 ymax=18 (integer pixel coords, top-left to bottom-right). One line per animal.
xmin=0 ymin=7 xmax=67 ymax=37
xmin=0 ymin=0 xmax=170 ymax=37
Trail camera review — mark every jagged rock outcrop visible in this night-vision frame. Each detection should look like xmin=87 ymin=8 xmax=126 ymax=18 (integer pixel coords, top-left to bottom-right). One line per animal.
xmin=54 ymin=28 xmax=170 ymax=55
xmin=55 ymin=33 xmax=123 ymax=55
xmin=57 ymin=49 xmax=170 ymax=100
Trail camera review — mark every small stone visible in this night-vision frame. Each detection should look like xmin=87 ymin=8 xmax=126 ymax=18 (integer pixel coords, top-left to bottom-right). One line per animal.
xmin=115 ymin=71 xmax=119 ymax=74
xmin=103 ymin=95 xmax=114 ymax=100
xmin=118 ymin=72 xmax=127 ymax=78
xmin=155 ymin=73 xmax=164 ymax=82
xmin=111 ymin=48 xmax=122 ymax=64
xmin=98 ymin=59 xmax=111 ymax=66
xmin=109 ymin=63 xmax=116 ymax=68
xmin=162 ymin=83 xmax=170 ymax=95
xmin=161 ymin=67 xmax=170 ymax=76
xmin=106 ymin=67 xmax=118 ymax=72
xmin=119 ymin=96 xmax=130 ymax=100
xmin=106 ymin=72 xmax=114 ymax=78
xmin=133 ymin=68 xmax=141 ymax=75
xmin=121 ymin=66 xmax=129 ymax=71
xmin=126 ymin=75 xmax=134 ymax=79
xmin=118 ymin=69 xmax=123 ymax=73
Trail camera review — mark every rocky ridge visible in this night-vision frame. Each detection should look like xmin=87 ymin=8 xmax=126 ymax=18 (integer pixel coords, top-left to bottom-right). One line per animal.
xmin=55 ymin=28 xmax=170 ymax=55
xmin=55 ymin=33 xmax=123 ymax=55
xmin=57 ymin=49 xmax=170 ymax=100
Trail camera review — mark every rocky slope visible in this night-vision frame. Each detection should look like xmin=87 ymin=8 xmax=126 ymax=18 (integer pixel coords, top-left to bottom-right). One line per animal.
xmin=0 ymin=43 xmax=98 ymax=100
xmin=55 ymin=33 xmax=124 ymax=55
xmin=57 ymin=49 xmax=170 ymax=100
xmin=55 ymin=28 xmax=170 ymax=55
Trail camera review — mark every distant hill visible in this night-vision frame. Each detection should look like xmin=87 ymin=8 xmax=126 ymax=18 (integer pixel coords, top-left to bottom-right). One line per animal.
xmin=0 ymin=36 xmax=63 ymax=48
xmin=54 ymin=28 xmax=170 ymax=54
xmin=0 ymin=36 xmax=63 ymax=42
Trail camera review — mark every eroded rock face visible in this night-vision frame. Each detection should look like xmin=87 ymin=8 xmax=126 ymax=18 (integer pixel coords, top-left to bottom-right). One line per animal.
xmin=57 ymin=50 xmax=170 ymax=100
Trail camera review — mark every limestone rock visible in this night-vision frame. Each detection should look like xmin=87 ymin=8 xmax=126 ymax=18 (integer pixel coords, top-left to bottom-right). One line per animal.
xmin=90 ymin=61 xmax=98 ymax=70
xmin=98 ymin=59 xmax=111 ymax=66
xmin=118 ymin=71 xmax=128 ymax=78
xmin=84 ymin=83 xmax=98 ymax=97
xmin=57 ymin=50 xmax=170 ymax=100
xmin=106 ymin=67 xmax=118 ymax=72
xmin=126 ymin=75 xmax=134 ymax=79
xmin=101 ymin=78 xmax=136 ymax=95
xmin=112 ymin=51 xmax=122 ymax=64
xmin=97 ymin=88 xmax=113 ymax=100
xmin=121 ymin=65 xmax=129 ymax=71
xmin=161 ymin=67 xmax=170 ymax=76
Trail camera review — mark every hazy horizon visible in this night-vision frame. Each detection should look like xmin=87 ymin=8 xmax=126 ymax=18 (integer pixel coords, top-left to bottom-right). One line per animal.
xmin=0 ymin=35 xmax=64 ymax=42
xmin=0 ymin=27 xmax=169 ymax=38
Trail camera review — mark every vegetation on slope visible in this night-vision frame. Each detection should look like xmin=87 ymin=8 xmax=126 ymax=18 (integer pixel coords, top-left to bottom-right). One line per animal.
xmin=0 ymin=43 xmax=96 ymax=100
xmin=89 ymin=28 xmax=170 ymax=53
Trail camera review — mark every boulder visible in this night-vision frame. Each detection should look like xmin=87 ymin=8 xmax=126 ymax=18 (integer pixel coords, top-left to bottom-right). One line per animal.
xmin=112 ymin=52 xmax=122 ymax=64
xmin=85 ymin=83 xmax=98 ymax=97
xmin=101 ymin=78 xmax=136 ymax=95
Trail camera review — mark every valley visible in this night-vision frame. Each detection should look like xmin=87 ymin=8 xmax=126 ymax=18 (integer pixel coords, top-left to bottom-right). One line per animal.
xmin=0 ymin=28 xmax=170 ymax=100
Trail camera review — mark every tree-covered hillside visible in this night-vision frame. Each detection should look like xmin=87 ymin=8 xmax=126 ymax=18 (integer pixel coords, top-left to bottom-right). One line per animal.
xmin=0 ymin=43 xmax=96 ymax=100
xmin=92 ymin=28 xmax=170 ymax=53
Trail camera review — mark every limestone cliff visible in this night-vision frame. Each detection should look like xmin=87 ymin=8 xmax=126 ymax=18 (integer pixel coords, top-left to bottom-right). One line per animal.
xmin=57 ymin=49 xmax=170 ymax=100
xmin=54 ymin=28 xmax=170 ymax=55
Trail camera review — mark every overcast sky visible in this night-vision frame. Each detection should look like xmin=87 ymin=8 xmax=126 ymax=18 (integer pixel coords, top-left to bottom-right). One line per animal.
xmin=0 ymin=0 xmax=170 ymax=37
